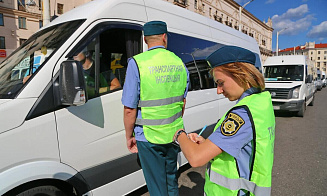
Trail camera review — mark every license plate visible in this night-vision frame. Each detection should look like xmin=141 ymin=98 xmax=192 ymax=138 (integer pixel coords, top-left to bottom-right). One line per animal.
xmin=273 ymin=105 xmax=280 ymax=110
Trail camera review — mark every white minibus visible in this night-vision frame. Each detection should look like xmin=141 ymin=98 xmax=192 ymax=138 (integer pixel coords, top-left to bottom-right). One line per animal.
xmin=0 ymin=0 xmax=262 ymax=195
xmin=263 ymin=55 xmax=315 ymax=117
xmin=322 ymin=71 xmax=326 ymax=87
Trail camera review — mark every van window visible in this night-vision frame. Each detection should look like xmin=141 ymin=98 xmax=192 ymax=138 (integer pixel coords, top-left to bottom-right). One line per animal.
xmin=185 ymin=60 xmax=215 ymax=90
xmin=264 ymin=65 xmax=304 ymax=81
xmin=167 ymin=32 xmax=262 ymax=90
xmin=70 ymin=23 xmax=142 ymax=99
xmin=0 ymin=20 xmax=84 ymax=99
xmin=167 ymin=32 xmax=222 ymax=91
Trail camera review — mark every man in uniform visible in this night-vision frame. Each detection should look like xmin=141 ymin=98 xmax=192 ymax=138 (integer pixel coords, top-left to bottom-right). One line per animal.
xmin=74 ymin=49 xmax=121 ymax=98
xmin=122 ymin=21 xmax=189 ymax=196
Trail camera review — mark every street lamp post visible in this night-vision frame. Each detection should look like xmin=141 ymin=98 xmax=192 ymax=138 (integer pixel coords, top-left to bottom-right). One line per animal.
xmin=276 ymin=27 xmax=288 ymax=56
xmin=42 ymin=0 xmax=51 ymax=26
xmin=239 ymin=0 xmax=254 ymax=32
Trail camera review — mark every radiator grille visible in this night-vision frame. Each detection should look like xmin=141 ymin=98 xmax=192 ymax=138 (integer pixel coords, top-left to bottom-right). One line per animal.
xmin=265 ymin=88 xmax=291 ymax=99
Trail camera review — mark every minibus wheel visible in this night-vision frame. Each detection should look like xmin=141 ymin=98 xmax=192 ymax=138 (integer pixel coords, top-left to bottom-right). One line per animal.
xmin=297 ymin=101 xmax=306 ymax=117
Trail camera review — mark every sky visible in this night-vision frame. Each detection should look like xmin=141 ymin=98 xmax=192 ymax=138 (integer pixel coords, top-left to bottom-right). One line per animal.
xmin=234 ymin=0 xmax=327 ymax=52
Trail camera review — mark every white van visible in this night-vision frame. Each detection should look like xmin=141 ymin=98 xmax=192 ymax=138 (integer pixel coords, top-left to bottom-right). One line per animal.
xmin=316 ymin=69 xmax=323 ymax=90
xmin=263 ymin=55 xmax=315 ymax=117
xmin=322 ymin=71 xmax=326 ymax=87
xmin=0 ymin=0 xmax=262 ymax=195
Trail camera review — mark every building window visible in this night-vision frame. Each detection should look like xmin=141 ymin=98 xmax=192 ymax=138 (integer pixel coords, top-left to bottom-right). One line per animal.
xmin=39 ymin=20 xmax=43 ymax=28
xmin=18 ymin=0 xmax=25 ymax=11
xmin=318 ymin=51 xmax=320 ymax=54
xmin=311 ymin=51 xmax=313 ymax=55
xmin=0 ymin=36 xmax=5 ymax=49
xmin=174 ymin=0 xmax=187 ymax=8
xmin=19 ymin=38 xmax=27 ymax=45
xmin=324 ymin=56 xmax=326 ymax=60
xmin=318 ymin=57 xmax=320 ymax=60
xmin=39 ymin=0 xmax=42 ymax=10
xmin=234 ymin=22 xmax=239 ymax=30
xmin=18 ymin=17 xmax=26 ymax=29
xmin=209 ymin=7 xmax=211 ymax=16
xmin=0 ymin=13 xmax=3 ymax=26
xmin=194 ymin=0 xmax=197 ymax=9
xmin=324 ymin=51 xmax=327 ymax=54
xmin=324 ymin=62 xmax=326 ymax=66
xmin=57 ymin=3 xmax=64 ymax=14
xmin=317 ymin=62 xmax=320 ymax=67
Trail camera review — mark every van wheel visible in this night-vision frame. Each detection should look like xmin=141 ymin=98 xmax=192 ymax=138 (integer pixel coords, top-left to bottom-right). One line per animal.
xmin=297 ymin=101 xmax=306 ymax=117
xmin=308 ymin=95 xmax=314 ymax=106
xmin=16 ymin=185 xmax=68 ymax=196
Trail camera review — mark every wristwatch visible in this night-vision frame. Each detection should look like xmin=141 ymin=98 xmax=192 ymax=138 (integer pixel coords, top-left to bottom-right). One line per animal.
xmin=174 ymin=130 xmax=187 ymax=145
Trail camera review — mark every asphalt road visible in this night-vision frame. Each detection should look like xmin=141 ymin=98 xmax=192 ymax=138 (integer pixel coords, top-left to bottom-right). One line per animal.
xmin=130 ymin=87 xmax=327 ymax=196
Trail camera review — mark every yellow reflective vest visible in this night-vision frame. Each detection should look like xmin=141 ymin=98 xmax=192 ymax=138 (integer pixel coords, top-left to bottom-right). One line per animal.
xmin=133 ymin=48 xmax=187 ymax=144
xmin=205 ymin=91 xmax=275 ymax=196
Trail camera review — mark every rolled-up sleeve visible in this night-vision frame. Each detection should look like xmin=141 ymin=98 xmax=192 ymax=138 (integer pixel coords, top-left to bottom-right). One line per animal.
xmin=121 ymin=58 xmax=140 ymax=109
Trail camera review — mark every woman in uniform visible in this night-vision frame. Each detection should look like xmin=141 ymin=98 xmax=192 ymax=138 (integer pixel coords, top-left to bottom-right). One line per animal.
xmin=174 ymin=46 xmax=275 ymax=196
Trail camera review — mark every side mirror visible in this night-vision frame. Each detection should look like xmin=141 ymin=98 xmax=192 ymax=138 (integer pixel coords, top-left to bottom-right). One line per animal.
xmin=59 ymin=60 xmax=87 ymax=106
xmin=305 ymin=75 xmax=313 ymax=83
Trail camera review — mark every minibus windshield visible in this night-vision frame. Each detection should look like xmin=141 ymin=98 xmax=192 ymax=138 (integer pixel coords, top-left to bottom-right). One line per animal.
xmin=264 ymin=65 xmax=304 ymax=81
xmin=0 ymin=20 xmax=84 ymax=99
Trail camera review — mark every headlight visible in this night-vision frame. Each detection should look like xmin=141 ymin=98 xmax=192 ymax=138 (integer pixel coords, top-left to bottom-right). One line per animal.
xmin=292 ymin=87 xmax=300 ymax=99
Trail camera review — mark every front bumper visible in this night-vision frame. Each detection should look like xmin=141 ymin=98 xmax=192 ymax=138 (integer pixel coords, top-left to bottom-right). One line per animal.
xmin=272 ymin=100 xmax=304 ymax=112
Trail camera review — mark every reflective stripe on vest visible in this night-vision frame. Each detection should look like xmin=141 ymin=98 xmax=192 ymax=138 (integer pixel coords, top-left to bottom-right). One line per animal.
xmin=206 ymin=91 xmax=275 ymax=195
xmin=138 ymin=95 xmax=184 ymax=107
xmin=133 ymin=48 xmax=187 ymax=144
xmin=206 ymin=163 xmax=271 ymax=196
xmin=135 ymin=110 xmax=182 ymax=126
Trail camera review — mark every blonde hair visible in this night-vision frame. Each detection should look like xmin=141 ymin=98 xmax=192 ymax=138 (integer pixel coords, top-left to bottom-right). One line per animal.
xmin=210 ymin=62 xmax=265 ymax=91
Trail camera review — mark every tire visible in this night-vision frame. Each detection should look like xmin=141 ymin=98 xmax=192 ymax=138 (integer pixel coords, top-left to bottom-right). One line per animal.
xmin=308 ymin=95 xmax=314 ymax=106
xmin=297 ymin=101 xmax=306 ymax=117
xmin=17 ymin=185 xmax=68 ymax=196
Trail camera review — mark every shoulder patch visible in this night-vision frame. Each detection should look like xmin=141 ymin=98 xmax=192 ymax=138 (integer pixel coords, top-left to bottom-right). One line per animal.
xmin=221 ymin=112 xmax=245 ymax=136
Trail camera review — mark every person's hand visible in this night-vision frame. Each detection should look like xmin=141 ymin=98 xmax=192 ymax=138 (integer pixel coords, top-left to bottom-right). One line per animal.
xmin=73 ymin=52 xmax=84 ymax=61
xmin=188 ymin=133 xmax=205 ymax=144
xmin=126 ymin=136 xmax=138 ymax=153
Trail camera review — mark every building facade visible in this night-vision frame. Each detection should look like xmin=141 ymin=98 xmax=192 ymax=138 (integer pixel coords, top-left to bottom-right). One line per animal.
xmin=278 ymin=42 xmax=327 ymax=73
xmin=1 ymin=0 xmax=273 ymax=63
xmin=0 ymin=0 xmax=41 ymax=61
xmin=0 ymin=0 xmax=88 ymax=62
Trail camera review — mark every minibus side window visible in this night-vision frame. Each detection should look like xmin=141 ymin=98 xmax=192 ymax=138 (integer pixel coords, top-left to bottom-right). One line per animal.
xmin=167 ymin=32 xmax=223 ymax=91
xmin=185 ymin=61 xmax=201 ymax=91
xmin=197 ymin=60 xmax=215 ymax=89
xmin=185 ymin=60 xmax=215 ymax=91
xmin=70 ymin=23 xmax=142 ymax=99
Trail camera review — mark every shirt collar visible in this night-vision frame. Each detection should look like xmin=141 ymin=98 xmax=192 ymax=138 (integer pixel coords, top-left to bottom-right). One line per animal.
xmin=237 ymin=87 xmax=260 ymax=103
xmin=148 ymin=45 xmax=165 ymax=50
